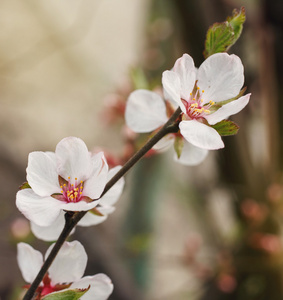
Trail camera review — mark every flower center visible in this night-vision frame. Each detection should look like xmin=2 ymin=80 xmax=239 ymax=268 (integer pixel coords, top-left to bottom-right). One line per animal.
xmin=60 ymin=177 xmax=84 ymax=203
xmin=24 ymin=274 xmax=71 ymax=299
xmin=182 ymin=87 xmax=214 ymax=120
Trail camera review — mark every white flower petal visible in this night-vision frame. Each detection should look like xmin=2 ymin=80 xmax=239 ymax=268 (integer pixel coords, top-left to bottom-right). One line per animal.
xmin=47 ymin=241 xmax=87 ymax=284
xmin=17 ymin=243 xmax=43 ymax=284
xmin=99 ymin=166 xmax=124 ymax=207
xmin=197 ymin=53 xmax=244 ymax=103
xmin=78 ymin=210 xmax=108 ymax=227
xmin=56 ymin=137 xmax=92 ymax=182
xmin=83 ymin=154 xmax=109 ymax=200
xmin=16 ymin=189 xmax=62 ymax=226
xmin=174 ymin=140 xmax=208 ymax=166
xmin=125 ymin=90 xmax=168 ymax=133
xmin=180 ymin=120 xmax=224 ymax=150
xmin=206 ymin=93 xmax=251 ymax=125
xmin=153 ymin=134 xmax=174 ymax=152
xmin=162 ymin=70 xmax=186 ymax=112
xmin=27 ymin=151 xmax=60 ymax=197
xmin=70 ymin=274 xmax=114 ymax=300
xmin=60 ymin=199 xmax=100 ymax=211
xmin=173 ymin=54 xmax=196 ymax=101
xmin=30 ymin=211 xmax=76 ymax=242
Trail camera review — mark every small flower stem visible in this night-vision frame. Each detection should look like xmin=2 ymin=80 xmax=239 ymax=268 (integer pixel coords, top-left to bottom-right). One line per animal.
xmin=23 ymin=107 xmax=182 ymax=300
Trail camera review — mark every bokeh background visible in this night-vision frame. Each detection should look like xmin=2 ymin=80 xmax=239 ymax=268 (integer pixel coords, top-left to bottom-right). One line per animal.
xmin=1 ymin=0 xmax=283 ymax=299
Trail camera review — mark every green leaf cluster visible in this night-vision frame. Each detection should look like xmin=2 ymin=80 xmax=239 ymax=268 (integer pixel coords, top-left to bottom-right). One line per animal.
xmin=204 ymin=7 xmax=246 ymax=58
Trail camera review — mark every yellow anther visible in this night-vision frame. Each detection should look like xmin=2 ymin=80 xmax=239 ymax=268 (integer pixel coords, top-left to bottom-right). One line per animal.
xmin=75 ymin=177 xmax=77 ymax=180
xmin=80 ymin=192 xmax=83 ymax=195
xmin=71 ymin=184 xmax=74 ymax=187
xmin=195 ymin=108 xmax=205 ymax=113
xmin=202 ymin=90 xmax=204 ymax=93
xmin=193 ymin=98 xmax=195 ymax=101
xmin=190 ymin=92 xmax=192 ymax=95
xmin=209 ymin=101 xmax=215 ymax=105
xmin=190 ymin=103 xmax=198 ymax=107
xmin=204 ymin=109 xmax=210 ymax=114
xmin=80 ymin=186 xmax=83 ymax=189
xmin=68 ymin=177 xmax=70 ymax=180
xmin=63 ymin=184 xmax=66 ymax=187
xmin=60 ymin=185 xmax=63 ymax=188
xmin=61 ymin=190 xmax=63 ymax=193
xmin=201 ymin=99 xmax=204 ymax=102
xmin=197 ymin=87 xmax=200 ymax=90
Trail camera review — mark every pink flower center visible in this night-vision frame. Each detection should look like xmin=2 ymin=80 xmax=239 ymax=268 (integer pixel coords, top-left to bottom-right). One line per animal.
xmin=25 ymin=274 xmax=70 ymax=299
xmin=60 ymin=177 xmax=84 ymax=203
xmin=182 ymin=87 xmax=214 ymax=120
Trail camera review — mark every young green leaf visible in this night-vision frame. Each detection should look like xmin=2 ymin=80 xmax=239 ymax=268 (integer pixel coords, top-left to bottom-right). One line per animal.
xmin=19 ymin=182 xmax=31 ymax=190
xmin=174 ymin=135 xmax=184 ymax=159
xmin=227 ymin=7 xmax=246 ymax=44
xmin=204 ymin=21 xmax=234 ymax=58
xmin=42 ymin=287 xmax=89 ymax=300
xmin=211 ymin=120 xmax=239 ymax=136
xmin=204 ymin=7 xmax=246 ymax=58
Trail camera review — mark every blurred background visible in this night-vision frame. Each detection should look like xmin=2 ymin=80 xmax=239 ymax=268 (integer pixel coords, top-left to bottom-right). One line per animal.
xmin=1 ymin=0 xmax=283 ymax=299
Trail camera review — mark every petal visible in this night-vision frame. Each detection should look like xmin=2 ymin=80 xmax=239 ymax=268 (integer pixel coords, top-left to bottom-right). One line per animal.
xmin=70 ymin=274 xmax=114 ymax=300
xmin=162 ymin=70 xmax=186 ymax=112
xmin=16 ymin=189 xmax=62 ymax=226
xmin=78 ymin=210 xmax=108 ymax=227
xmin=47 ymin=241 xmax=87 ymax=284
xmin=197 ymin=53 xmax=244 ymax=103
xmin=60 ymin=199 xmax=100 ymax=211
xmin=173 ymin=54 xmax=197 ymax=101
xmin=30 ymin=211 xmax=75 ymax=241
xmin=27 ymin=151 xmax=60 ymax=197
xmin=180 ymin=120 xmax=224 ymax=150
xmin=153 ymin=134 xmax=174 ymax=151
xmin=56 ymin=137 xmax=92 ymax=182
xmin=83 ymin=153 xmax=109 ymax=199
xmin=125 ymin=90 xmax=168 ymax=133
xmin=205 ymin=93 xmax=251 ymax=125
xmin=174 ymin=140 xmax=209 ymax=166
xmin=17 ymin=243 xmax=43 ymax=283
xmin=99 ymin=166 xmax=124 ymax=207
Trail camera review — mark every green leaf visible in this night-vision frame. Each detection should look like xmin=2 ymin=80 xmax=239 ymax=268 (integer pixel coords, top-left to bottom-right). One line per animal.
xmin=19 ymin=182 xmax=31 ymax=190
xmin=42 ymin=287 xmax=89 ymax=300
xmin=227 ymin=7 xmax=246 ymax=43
xmin=204 ymin=22 xmax=234 ymax=58
xmin=204 ymin=7 xmax=246 ymax=58
xmin=211 ymin=120 xmax=239 ymax=136
xmin=174 ymin=135 xmax=184 ymax=159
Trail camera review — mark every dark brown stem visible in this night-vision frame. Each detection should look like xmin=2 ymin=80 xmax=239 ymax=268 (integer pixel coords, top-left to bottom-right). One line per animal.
xmin=23 ymin=107 xmax=182 ymax=300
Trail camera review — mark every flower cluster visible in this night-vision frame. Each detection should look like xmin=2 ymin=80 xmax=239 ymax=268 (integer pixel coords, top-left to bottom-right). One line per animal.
xmin=15 ymin=49 xmax=251 ymax=299
xmin=17 ymin=241 xmax=113 ymax=299
xmin=125 ymin=53 xmax=250 ymax=165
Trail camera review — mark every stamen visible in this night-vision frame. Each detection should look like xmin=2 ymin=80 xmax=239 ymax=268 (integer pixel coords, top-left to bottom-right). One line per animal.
xmin=59 ymin=176 xmax=84 ymax=203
